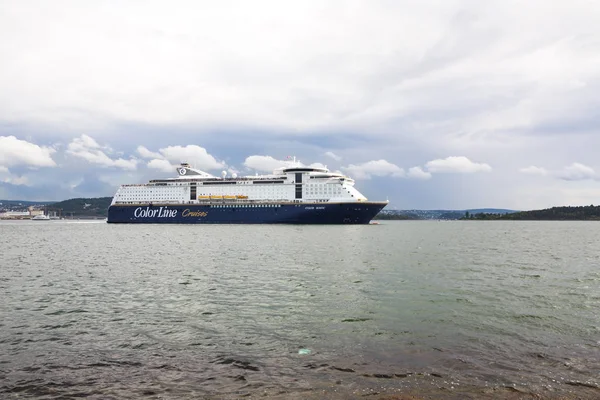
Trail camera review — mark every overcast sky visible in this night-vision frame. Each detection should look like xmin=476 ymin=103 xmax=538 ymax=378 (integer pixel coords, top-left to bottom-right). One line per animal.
xmin=1 ymin=0 xmax=599 ymax=210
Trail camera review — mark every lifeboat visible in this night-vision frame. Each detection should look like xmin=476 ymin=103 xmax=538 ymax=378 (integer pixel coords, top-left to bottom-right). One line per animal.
xmin=236 ymin=195 xmax=248 ymax=199
xmin=223 ymin=195 xmax=236 ymax=199
xmin=210 ymin=195 xmax=223 ymax=199
xmin=198 ymin=195 xmax=210 ymax=199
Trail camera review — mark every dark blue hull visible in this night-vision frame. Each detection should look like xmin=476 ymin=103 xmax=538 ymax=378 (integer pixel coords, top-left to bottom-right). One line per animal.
xmin=107 ymin=202 xmax=387 ymax=224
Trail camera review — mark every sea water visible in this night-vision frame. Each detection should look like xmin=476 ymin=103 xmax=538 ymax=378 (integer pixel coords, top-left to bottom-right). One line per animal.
xmin=1 ymin=220 xmax=599 ymax=398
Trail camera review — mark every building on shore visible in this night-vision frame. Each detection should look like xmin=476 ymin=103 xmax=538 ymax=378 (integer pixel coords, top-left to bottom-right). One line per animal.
xmin=0 ymin=206 xmax=48 ymax=219
xmin=0 ymin=211 xmax=31 ymax=219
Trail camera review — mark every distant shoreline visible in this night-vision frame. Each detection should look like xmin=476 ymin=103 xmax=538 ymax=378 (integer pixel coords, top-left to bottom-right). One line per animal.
xmin=459 ymin=205 xmax=600 ymax=221
xmin=378 ymin=205 xmax=600 ymax=221
xmin=4 ymin=197 xmax=600 ymax=221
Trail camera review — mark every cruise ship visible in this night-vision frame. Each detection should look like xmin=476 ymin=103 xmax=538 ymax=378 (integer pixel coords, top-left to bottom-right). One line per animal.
xmin=107 ymin=160 xmax=388 ymax=224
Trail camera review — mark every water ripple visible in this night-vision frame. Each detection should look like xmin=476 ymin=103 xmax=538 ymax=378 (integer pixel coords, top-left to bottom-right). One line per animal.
xmin=1 ymin=221 xmax=599 ymax=398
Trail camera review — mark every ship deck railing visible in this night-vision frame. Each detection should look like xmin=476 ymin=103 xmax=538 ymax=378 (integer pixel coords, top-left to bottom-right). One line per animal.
xmin=148 ymin=176 xmax=285 ymax=184
xmin=112 ymin=198 xmax=336 ymax=206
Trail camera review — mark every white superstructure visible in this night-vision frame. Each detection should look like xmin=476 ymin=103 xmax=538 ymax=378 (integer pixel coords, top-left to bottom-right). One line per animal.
xmin=111 ymin=162 xmax=368 ymax=205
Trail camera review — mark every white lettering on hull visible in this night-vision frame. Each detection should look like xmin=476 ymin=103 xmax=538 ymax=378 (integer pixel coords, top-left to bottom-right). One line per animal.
xmin=133 ymin=206 xmax=178 ymax=218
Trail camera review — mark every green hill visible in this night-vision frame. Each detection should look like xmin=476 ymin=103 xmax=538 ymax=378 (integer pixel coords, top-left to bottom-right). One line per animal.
xmin=0 ymin=199 xmax=49 ymax=207
xmin=464 ymin=205 xmax=600 ymax=221
xmin=50 ymin=197 xmax=112 ymax=217
xmin=500 ymin=205 xmax=600 ymax=220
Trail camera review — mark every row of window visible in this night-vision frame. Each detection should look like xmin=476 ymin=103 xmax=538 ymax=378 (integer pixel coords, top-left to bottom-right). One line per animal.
xmin=212 ymin=204 xmax=281 ymax=208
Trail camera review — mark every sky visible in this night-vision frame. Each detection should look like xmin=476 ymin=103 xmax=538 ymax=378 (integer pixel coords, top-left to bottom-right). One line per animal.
xmin=1 ymin=0 xmax=600 ymax=210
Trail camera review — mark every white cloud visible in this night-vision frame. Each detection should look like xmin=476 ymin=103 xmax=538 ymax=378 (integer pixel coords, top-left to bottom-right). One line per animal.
xmin=78 ymin=134 xmax=102 ymax=149
xmin=407 ymin=166 xmax=432 ymax=180
xmin=244 ymin=155 xmax=289 ymax=172
xmin=0 ymin=136 xmax=56 ymax=168
xmin=425 ymin=156 xmax=491 ymax=173
xmin=309 ymin=162 xmax=328 ymax=169
xmin=158 ymin=145 xmax=225 ymax=170
xmin=3 ymin=175 xmax=29 ymax=186
xmin=136 ymin=144 xmax=225 ymax=172
xmin=67 ymin=134 xmax=138 ymax=170
xmin=519 ymin=163 xmax=597 ymax=181
xmin=324 ymin=151 xmax=342 ymax=161
xmin=2 ymin=0 xmax=598 ymax=141
xmin=342 ymin=159 xmax=404 ymax=180
xmin=147 ymin=158 xmax=174 ymax=173
xmin=558 ymin=162 xmax=596 ymax=181
xmin=137 ymin=145 xmax=163 ymax=159
xmin=112 ymin=158 xmax=138 ymax=170
xmin=520 ymin=166 xmax=548 ymax=175
xmin=0 ymin=164 xmax=30 ymax=186
xmin=227 ymin=167 xmax=240 ymax=176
